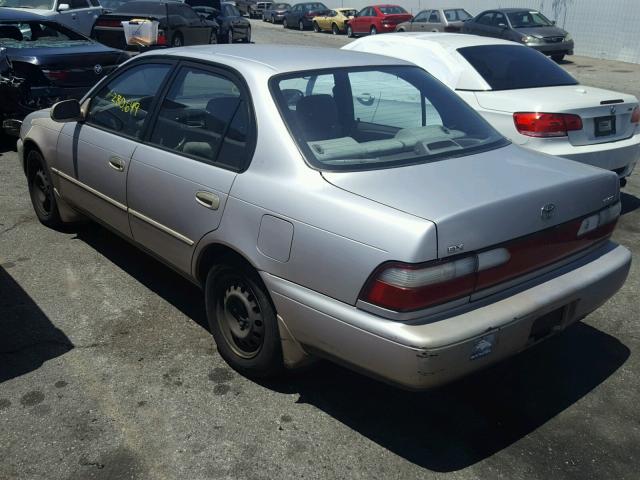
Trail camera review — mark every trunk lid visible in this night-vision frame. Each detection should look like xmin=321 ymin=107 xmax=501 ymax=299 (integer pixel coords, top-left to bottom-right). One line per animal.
xmin=8 ymin=46 xmax=123 ymax=87
xmin=381 ymin=13 xmax=413 ymax=25
xmin=322 ymin=144 xmax=619 ymax=259
xmin=475 ymin=85 xmax=639 ymax=146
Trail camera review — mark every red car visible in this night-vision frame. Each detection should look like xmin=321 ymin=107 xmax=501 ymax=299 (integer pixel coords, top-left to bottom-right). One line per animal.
xmin=346 ymin=4 xmax=412 ymax=37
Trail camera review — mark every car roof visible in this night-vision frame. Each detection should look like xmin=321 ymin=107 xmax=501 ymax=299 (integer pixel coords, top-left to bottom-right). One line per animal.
xmin=0 ymin=8 xmax=50 ymax=21
xmin=343 ymin=33 xmax=527 ymax=90
xmin=493 ymin=8 xmax=538 ymax=13
xmin=140 ymin=44 xmax=411 ymax=75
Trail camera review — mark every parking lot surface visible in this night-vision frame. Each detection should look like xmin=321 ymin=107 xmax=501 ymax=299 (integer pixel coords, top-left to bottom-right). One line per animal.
xmin=1 ymin=20 xmax=640 ymax=480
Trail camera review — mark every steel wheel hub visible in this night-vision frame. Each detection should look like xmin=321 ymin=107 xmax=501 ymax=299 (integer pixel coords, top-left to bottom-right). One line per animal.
xmin=34 ymin=169 xmax=52 ymax=215
xmin=220 ymin=284 xmax=264 ymax=358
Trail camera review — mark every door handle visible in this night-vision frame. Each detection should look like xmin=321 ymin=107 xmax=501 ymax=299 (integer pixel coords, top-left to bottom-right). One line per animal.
xmin=195 ymin=191 xmax=220 ymax=210
xmin=108 ymin=156 xmax=125 ymax=172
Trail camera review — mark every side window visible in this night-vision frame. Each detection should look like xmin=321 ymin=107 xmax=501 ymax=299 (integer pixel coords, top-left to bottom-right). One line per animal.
xmin=493 ymin=12 xmax=507 ymax=27
xmin=89 ymin=0 xmax=100 ymax=6
xmin=477 ymin=13 xmax=494 ymax=26
xmin=180 ymin=5 xmax=200 ymax=20
xmin=428 ymin=11 xmax=440 ymax=23
xmin=149 ymin=67 xmax=251 ymax=171
xmin=87 ymin=63 xmax=171 ymax=139
xmin=68 ymin=0 xmax=89 ymax=9
xmin=413 ymin=11 xmax=429 ymax=23
xmin=349 ymin=71 xmax=442 ymax=129
xmin=357 ymin=7 xmax=367 ymax=17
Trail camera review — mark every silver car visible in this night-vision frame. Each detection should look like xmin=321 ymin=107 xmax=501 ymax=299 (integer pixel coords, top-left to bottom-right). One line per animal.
xmin=396 ymin=8 xmax=472 ymax=33
xmin=18 ymin=45 xmax=631 ymax=390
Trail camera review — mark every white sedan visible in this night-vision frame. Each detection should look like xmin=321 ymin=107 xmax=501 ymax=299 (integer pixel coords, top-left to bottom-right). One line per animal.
xmin=343 ymin=33 xmax=640 ymax=186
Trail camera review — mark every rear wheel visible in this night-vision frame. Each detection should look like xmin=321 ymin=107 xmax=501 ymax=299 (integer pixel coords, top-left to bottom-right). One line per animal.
xmin=244 ymin=26 xmax=251 ymax=43
xmin=396 ymin=27 xmax=405 ymax=32
xmin=313 ymin=21 xmax=320 ymax=32
xmin=299 ymin=20 xmax=304 ymax=31
xmin=552 ymin=54 xmax=565 ymax=62
xmin=370 ymin=25 xmax=377 ymax=35
xmin=27 ymin=149 xmax=63 ymax=229
xmin=283 ymin=18 xmax=288 ymax=28
xmin=331 ymin=23 xmax=339 ymax=35
xmin=205 ymin=261 xmax=283 ymax=378
xmin=227 ymin=28 xmax=234 ymax=44
xmin=171 ymin=32 xmax=183 ymax=47
xmin=209 ymin=29 xmax=218 ymax=44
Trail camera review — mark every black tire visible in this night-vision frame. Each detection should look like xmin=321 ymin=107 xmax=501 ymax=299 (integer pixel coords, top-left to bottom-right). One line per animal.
xmin=332 ymin=23 xmax=339 ymax=35
xmin=313 ymin=21 xmax=319 ymax=32
xmin=552 ymin=54 xmax=565 ymax=62
xmin=209 ymin=29 xmax=218 ymax=44
xmin=227 ymin=28 xmax=234 ymax=44
xmin=244 ymin=26 xmax=251 ymax=43
xmin=27 ymin=149 xmax=63 ymax=229
xmin=347 ymin=24 xmax=354 ymax=37
xmin=299 ymin=20 xmax=304 ymax=31
xmin=171 ymin=32 xmax=183 ymax=47
xmin=283 ymin=18 xmax=288 ymax=28
xmin=205 ymin=261 xmax=283 ymax=378
xmin=396 ymin=28 xmax=405 ymax=32
xmin=370 ymin=25 xmax=377 ymax=35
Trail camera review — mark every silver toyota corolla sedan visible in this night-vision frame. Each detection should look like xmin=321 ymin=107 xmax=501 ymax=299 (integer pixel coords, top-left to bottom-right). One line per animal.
xmin=17 ymin=45 xmax=631 ymax=390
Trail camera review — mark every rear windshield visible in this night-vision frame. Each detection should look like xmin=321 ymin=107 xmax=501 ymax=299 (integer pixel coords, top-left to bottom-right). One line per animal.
xmin=507 ymin=10 xmax=553 ymax=28
xmin=0 ymin=21 xmax=90 ymax=48
xmin=271 ymin=66 xmax=507 ymax=172
xmin=340 ymin=9 xmax=356 ymax=16
xmin=114 ymin=1 xmax=164 ymax=14
xmin=379 ymin=6 xmax=406 ymax=14
xmin=457 ymin=45 xmax=578 ymax=91
xmin=444 ymin=9 xmax=471 ymax=21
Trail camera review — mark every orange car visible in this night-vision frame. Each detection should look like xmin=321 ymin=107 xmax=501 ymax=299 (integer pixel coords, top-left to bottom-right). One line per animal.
xmin=313 ymin=8 xmax=357 ymax=34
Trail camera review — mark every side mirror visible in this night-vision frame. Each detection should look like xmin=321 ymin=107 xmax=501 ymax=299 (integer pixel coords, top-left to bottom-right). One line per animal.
xmin=50 ymin=99 xmax=83 ymax=123
xmin=58 ymin=3 xmax=70 ymax=11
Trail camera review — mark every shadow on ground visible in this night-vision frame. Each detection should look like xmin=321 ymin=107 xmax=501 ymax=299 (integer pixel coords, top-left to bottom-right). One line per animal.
xmin=0 ymin=134 xmax=17 ymax=155
xmin=621 ymin=191 xmax=640 ymax=215
xmin=0 ymin=266 xmax=73 ymax=383
xmin=75 ymin=223 xmax=209 ymax=331
xmin=74 ymin=224 xmax=629 ymax=472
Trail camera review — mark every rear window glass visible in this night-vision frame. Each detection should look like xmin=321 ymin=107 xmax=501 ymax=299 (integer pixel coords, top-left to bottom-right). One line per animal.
xmin=457 ymin=45 xmax=578 ymax=91
xmin=114 ymin=1 xmax=163 ymax=14
xmin=444 ymin=9 xmax=471 ymax=21
xmin=0 ymin=21 xmax=89 ymax=48
xmin=271 ymin=66 xmax=507 ymax=172
xmin=378 ymin=6 xmax=407 ymax=14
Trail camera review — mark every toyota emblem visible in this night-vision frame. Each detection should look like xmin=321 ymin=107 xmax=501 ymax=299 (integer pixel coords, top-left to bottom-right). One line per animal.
xmin=540 ymin=203 xmax=556 ymax=220
xmin=93 ymin=64 xmax=103 ymax=75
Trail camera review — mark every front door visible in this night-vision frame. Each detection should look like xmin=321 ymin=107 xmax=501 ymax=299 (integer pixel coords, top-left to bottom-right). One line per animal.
xmin=55 ymin=62 xmax=173 ymax=237
xmin=410 ymin=11 xmax=429 ymax=31
xmin=127 ymin=63 xmax=254 ymax=274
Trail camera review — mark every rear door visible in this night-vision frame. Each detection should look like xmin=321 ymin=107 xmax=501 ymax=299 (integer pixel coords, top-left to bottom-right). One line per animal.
xmin=127 ymin=63 xmax=254 ymax=273
xmin=176 ymin=3 xmax=210 ymax=44
xmin=55 ymin=61 xmax=173 ymax=237
xmin=427 ymin=9 xmax=443 ymax=31
xmin=469 ymin=11 xmax=494 ymax=36
xmin=410 ymin=10 xmax=429 ymax=31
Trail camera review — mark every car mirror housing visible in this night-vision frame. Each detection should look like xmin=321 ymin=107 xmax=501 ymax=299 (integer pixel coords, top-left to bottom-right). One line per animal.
xmin=58 ymin=3 xmax=70 ymax=11
xmin=50 ymin=99 xmax=83 ymax=123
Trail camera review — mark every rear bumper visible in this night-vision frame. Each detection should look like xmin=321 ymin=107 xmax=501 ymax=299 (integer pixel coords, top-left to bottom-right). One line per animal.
xmin=264 ymin=242 xmax=631 ymax=390
xmin=527 ymin=132 xmax=640 ymax=178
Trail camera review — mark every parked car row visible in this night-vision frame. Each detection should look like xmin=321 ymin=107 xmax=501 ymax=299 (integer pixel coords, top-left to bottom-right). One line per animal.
xmin=16 ymin=45 xmax=632 ymax=390
xmin=271 ymin=3 xmax=574 ymax=62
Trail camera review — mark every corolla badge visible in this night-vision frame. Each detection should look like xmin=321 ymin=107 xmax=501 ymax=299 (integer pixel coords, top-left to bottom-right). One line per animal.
xmin=94 ymin=64 xmax=103 ymax=75
xmin=540 ymin=203 xmax=556 ymax=220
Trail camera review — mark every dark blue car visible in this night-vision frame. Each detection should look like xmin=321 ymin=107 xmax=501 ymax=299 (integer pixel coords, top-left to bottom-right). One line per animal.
xmin=0 ymin=9 xmax=125 ymax=135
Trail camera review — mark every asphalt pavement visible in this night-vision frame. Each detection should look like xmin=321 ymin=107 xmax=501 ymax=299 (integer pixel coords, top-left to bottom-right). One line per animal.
xmin=1 ymin=20 xmax=639 ymax=480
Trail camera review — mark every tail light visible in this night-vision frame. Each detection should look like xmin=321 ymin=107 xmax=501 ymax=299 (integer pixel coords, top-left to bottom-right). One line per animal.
xmin=631 ymin=106 xmax=640 ymax=124
xmin=513 ymin=112 xmax=583 ymax=137
xmin=95 ymin=19 xmax=123 ymax=27
xmin=156 ymin=30 xmax=167 ymax=45
xmin=42 ymin=70 xmax=69 ymax=82
xmin=360 ymin=203 xmax=620 ymax=312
